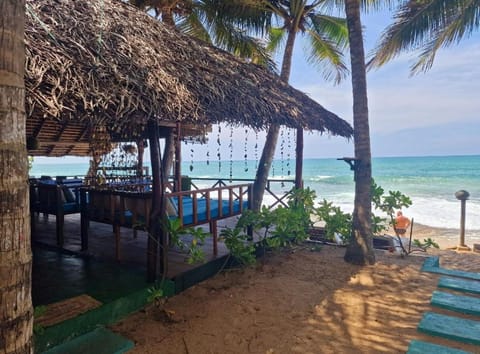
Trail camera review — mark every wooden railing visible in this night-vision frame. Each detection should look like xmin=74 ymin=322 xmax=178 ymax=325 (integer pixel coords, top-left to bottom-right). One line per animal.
xmin=167 ymin=183 xmax=251 ymax=227
xmin=80 ymin=183 xmax=252 ymax=259
xmin=184 ymin=177 xmax=295 ymax=209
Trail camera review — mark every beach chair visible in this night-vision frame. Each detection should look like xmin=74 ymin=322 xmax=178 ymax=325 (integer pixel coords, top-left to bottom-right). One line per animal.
xmin=30 ymin=177 xmax=84 ymax=246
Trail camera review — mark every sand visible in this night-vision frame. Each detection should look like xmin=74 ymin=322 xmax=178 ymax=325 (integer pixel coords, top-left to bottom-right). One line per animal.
xmin=111 ymin=224 xmax=480 ymax=354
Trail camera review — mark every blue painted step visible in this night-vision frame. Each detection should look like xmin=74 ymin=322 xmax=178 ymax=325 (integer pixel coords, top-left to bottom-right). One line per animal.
xmin=432 ymin=290 xmax=480 ymax=316
xmin=422 ymin=257 xmax=480 ymax=281
xmin=43 ymin=327 xmax=134 ymax=354
xmin=438 ymin=277 xmax=480 ymax=295
xmin=418 ymin=312 xmax=480 ymax=345
xmin=407 ymin=339 xmax=472 ymax=354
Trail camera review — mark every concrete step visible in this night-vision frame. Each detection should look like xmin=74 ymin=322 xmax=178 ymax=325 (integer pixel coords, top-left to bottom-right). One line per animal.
xmin=432 ymin=290 xmax=480 ymax=316
xmin=407 ymin=339 xmax=472 ymax=354
xmin=43 ymin=327 xmax=134 ymax=354
xmin=418 ymin=312 xmax=480 ymax=345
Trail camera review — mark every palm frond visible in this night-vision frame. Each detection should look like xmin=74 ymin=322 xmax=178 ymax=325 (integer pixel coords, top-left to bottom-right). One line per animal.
xmin=267 ymin=26 xmax=286 ymax=52
xmin=370 ymin=0 xmax=480 ymax=72
xmin=197 ymin=0 xmax=271 ymax=36
xmin=304 ymin=27 xmax=349 ymax=84
xmin=308 ymin=12 xmax=349 ymax=48
xmin=176 ymin=9 xmax=212 ymax=43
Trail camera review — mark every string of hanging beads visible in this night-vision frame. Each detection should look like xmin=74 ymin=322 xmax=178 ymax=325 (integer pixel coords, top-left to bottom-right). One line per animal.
xmin=217 ymin=125 xmax=221 ymax=173
xmin=280 ymin=129 xmax=285 ymax=187
xmin=244 ymin=128 xmax=249 ymax=172
xmin=189 ymin=140 xmax=194 ymax=172
xmin=229 ymin=126 xmax=233 ymax=182
xmin=287 ymin=128 xmax=291 ymax=177
xmin=254 ymin=132 xmax=258 ymax=170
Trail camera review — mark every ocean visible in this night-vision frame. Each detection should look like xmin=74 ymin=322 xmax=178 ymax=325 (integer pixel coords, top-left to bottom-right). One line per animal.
xmin=31 ymin=155 xmax=480 ymax=233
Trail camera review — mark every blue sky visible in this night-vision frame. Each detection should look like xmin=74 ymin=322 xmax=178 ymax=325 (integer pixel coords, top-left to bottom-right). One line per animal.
xmin=192 ymin=8 xmax=480 ymax=161
xmin=35 ymin=7 xmax=480 ymax=164
xmin=293 ymin=10 xmax=480 ymax=159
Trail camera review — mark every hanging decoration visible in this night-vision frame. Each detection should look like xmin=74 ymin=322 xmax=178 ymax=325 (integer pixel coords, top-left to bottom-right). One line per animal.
xmin=254 ymin=132 xmax=258 ymax=170
xmin=229 ymin=126 xmax=233 ymax=182
xmin=94 ymin=142 xmax=138 ymax=186
xmin=280 ymin=129 xmax=285 ymax=187
xmin=244 ymin=128 xmax=249 ymax=172
xmin=287 ymin=128 xmax=291 ymax=177
xmin=190 ymin=140 xmax=194 ymax=172
xmin=217 ymin=125 xmax=222 ymax=173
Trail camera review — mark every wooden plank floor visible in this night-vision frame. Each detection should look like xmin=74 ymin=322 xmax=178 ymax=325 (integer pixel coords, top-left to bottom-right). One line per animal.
xmin=31 ymin=213 xmax=237 ymax=279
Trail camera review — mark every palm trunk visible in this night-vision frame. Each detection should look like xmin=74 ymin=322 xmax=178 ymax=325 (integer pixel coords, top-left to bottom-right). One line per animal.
xmin=162 ymin=129 xmax=175 ymax=183
xmin=343 ymin=0 xmax=375 ymax=265
xmin=252 ymin=28 xmax=297 ymax=211
xmin=0 ymin=0 xmax=34 ymax=352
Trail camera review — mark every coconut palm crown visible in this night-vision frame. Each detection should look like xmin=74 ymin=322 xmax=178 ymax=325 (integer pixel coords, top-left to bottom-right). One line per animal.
xmin=370 ymin=0 xmax=480 ymax=73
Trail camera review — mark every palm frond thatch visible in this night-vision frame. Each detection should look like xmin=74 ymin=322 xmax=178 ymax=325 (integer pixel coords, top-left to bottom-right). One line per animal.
xmin=25 ymin=0 xmax=352 ymax=156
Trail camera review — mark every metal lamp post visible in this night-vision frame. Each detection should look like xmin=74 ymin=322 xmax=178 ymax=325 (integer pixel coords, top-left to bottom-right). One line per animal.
xmin=455 ymin=190 xmax=470 ymax=251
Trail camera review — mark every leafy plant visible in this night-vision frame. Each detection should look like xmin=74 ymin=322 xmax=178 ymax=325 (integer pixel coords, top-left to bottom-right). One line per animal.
xmin=221 ymin=188 xmax=318 ymax=267
xmin=163 ymin=217 xmax=209 ymax=264
xmin=413 ymin=238 xmax=439 ymax=250
xmin=147 ymin=285 xmax=164 ymax=305
xmin=220 ymin=227 xmax=257 ymax=266
xmin=33 ymin=306 xmax=47 ymax=335
xmin=371 ymin=179 xmax=412 ymax=233
xmin=314 ymin=199 xmax=352 ymax=243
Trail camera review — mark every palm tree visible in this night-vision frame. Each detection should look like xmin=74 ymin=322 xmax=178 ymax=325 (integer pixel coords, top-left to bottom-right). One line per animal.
xmin=252 ymin=0 xmax=350 ymax=211
xmin=370 ymin=0 xmax=480 ymax=73
xmin=131 ymin=0 xmax=274 ymax=67
xmin=0 ymin=0 xmax=34 ymax=352
xmin=342 ymin=0 xmax=375 ymax=265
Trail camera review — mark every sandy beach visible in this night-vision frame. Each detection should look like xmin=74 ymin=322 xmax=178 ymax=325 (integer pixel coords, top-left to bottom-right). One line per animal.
xmin=406 ymin=223 xmax=480 ymax=250
xmin=111 ymin=223 xmax=480 ymax=354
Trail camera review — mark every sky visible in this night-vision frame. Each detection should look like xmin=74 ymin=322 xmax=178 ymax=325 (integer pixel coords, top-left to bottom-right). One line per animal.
xmin=184 ymin=8 xmax=480 ymax=162
xmin=35 ymin=6 xmax=480 ymax=164
xmin=293 ymin=10 xmax=480 ymax=159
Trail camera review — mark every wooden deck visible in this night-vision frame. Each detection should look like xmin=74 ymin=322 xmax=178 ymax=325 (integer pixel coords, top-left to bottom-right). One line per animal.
xmin=32 ymin=213 xmax=237 ymax=277
xmin=31 ymin=212 xmax=244 ymax=306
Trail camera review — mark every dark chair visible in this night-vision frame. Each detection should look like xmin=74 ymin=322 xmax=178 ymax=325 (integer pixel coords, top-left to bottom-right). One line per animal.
xmin=30 ymin=178 xmax=83 ymax=246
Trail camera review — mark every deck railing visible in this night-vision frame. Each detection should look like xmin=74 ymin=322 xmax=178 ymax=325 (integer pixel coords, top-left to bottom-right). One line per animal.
xmin=185 ymin=177 xmax=295 ymax=209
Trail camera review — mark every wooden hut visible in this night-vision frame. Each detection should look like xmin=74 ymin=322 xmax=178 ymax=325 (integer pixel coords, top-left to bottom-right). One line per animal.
xmin=25 ymin=0 xmax=353 ymax=280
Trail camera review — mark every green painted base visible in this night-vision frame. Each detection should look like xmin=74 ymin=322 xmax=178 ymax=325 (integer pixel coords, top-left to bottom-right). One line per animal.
xmin=35 ymin=281 xmax=174 ymax=353
xmin=418 ymin=312 xmax=480 ymax=345
xmin=407 ymin=339 xmax=471 ymax=354
xmin=432 ymin=290 xmax=480 ymax=316
xmin=43 ymin=327 xmax=133 ymax=354
xmin=421 ymin=257 xmax=480 ymax=281
xmin=438 ymin=276 xmax=480 ymax=295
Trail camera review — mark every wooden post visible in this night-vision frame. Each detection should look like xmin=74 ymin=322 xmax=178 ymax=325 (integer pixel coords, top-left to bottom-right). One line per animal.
xmin=136 ymin=140 xmax=145 ymax=177
xmin=295 ymin=127 xmax=304 ymax=190
xmin=175 ymin=123 xmax=182 ymax=192
xmin=455 ymin=190 xmax=470 ymax=250
xmin=147 ymin=122 xmax=164 ymax=282
xmin=162 ymin=129 xmax=175 ymax=184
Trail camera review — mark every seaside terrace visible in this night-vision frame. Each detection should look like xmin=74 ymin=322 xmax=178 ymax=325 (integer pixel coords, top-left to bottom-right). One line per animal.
xmin=24 ymin=0 xmax=352 ymax=351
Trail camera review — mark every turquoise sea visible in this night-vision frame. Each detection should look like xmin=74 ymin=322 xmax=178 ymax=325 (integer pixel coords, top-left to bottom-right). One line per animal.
xmin=31 ymin=155 xmax=480 ymax=231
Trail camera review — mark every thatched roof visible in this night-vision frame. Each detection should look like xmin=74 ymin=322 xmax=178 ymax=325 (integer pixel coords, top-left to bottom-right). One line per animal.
xmin=25 ymin=0 xmax=352 ymax=157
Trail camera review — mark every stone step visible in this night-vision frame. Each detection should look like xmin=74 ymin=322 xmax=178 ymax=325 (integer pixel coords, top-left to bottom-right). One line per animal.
xmin=418 ymin=312 xmax=480 ymax=345
xmin=407 ymin=339 xmax=472 ymax=354
xmin=438 ymin=277 xmax=480 ymax=295
xmin=432 ymin=290 xmax=480 ymax=316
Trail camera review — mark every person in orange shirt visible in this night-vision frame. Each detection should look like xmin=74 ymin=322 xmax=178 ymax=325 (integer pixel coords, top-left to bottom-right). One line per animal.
xmin=394 ymin=211 xmax=411 ymax=236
